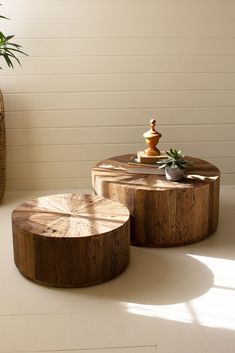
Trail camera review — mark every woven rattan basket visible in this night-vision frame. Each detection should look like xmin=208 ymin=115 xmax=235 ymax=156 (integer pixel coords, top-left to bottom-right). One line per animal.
xmin=0 ymin=90 xmax=6 ymax=201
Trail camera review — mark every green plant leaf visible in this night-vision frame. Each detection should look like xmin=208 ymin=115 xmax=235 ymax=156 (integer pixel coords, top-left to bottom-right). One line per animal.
xmin=0 ymin=4 xmax=27 ymax=68
xmin=5 ymin=35 xmax=15 ymax=41
xmin=3 ymin=53 xmax=13 ymax=68
xmin=163 ymin=148 xmax=192 ymax=169
xmin=166 ymin=151 xmax=172 ymax=157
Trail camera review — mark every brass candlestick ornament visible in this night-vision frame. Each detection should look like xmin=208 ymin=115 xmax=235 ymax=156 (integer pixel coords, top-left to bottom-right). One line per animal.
xmin=143 ymin=119 xmax=161 ymax=156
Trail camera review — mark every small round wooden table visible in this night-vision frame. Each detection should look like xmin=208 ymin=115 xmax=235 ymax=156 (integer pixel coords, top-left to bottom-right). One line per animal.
xmin=12 ymin=194 xmax=130 ymax=287
xmin=92 ymin=155 xmax=220 ymax=247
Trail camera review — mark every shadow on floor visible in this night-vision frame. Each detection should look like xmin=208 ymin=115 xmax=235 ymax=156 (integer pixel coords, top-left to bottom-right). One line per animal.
xmin=65 ymin=246 xmax=214 ymax=305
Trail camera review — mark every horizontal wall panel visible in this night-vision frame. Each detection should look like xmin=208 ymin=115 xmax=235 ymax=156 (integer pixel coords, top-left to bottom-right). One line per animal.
xmin=16 ymin=38 xmax=235 ymax=56
xmin=5 ymin=107 xmax=235 ymax=129
xmin=6 ymin=144 xmax=146 ymax=163
xmin=6 ymin=177 xmax=92 ymax=191
xmin=220 ymin=174 xmax=235 ymax=185
xmin=2 ymin=19 xmax=235 ymax=38
xmin=6 ymin=158 xmax=235 ymax=180
xmin=6 ymin=142 xmax=235 ymax=164
xmin=2 ymin=0 xmax=234 ymax=187
xmin=3 ymin=73 xmax=235 ymax=94
xmin=4 ymin=91 xmax=235 ymax=111
xmin=6 ymin=125 xmax=235 ymax=146
xmin=3 ymin=1 xmax=235 ymax=20
xmin=7 ymin=161 xmax=94 ymax=179
xmin=206 ymin=158 xmax=235 ymax=174
xmin=2 ymin=56 xmax=235 ymax=75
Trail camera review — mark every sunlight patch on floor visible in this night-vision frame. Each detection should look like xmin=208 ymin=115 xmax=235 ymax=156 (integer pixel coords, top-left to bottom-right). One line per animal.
xmin=189 ymin=255 xmax=235 ymax=289
xmin=124 ymin=255 xmax=235 ymax=331
xmin=124 ymin=302 xmax=194 ymax=324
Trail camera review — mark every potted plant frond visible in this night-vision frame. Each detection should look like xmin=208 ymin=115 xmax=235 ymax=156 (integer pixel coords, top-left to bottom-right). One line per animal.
xmin=0 ymin=4 xmax=27 ymax=68
xmin=157 ymin=149 xmax=192 ymax=181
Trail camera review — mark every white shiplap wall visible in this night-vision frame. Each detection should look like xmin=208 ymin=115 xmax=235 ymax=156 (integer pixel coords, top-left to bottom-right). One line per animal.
xmin=1 ymin=0 xmax=235 ymax=190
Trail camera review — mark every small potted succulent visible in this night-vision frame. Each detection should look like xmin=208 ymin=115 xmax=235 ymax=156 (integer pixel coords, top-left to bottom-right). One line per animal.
xmin=157 ymin=149 xmax=191 ymax=181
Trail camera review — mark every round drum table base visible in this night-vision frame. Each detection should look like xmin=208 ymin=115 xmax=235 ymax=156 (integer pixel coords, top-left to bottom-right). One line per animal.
xmin=12 ymin=194 xmax=130 ymax=287
xmin=92 ymin=155 xmax=220 ymax=247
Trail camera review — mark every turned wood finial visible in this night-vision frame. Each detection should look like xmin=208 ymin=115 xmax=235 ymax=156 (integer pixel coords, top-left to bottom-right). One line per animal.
xmin=143 ymin=118 xmax=162 ymax=156
xmin=150 ymin=119 xmax=156 ymax=132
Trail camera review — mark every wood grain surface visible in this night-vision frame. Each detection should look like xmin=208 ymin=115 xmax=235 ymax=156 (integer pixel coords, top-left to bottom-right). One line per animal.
xmin=12 ymin=194 xmax=130 ymax=287
xmin=92 ymin=154 xmax=220 ymax=247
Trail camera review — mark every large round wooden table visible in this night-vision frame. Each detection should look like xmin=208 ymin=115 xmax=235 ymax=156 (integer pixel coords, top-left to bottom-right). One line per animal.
xmin=92 ymin=155 xmax=220 ymax=247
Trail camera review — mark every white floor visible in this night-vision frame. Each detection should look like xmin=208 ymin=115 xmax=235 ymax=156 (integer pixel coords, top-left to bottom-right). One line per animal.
xmin=1 ymin=186 xmax=235 ymax=353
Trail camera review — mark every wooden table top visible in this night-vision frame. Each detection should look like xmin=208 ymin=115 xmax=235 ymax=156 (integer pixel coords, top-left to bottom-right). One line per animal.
xmin=92 ymin=154 xmax=220 ymax=191
xmin=12 ymin=194 xmax=130 ymax=238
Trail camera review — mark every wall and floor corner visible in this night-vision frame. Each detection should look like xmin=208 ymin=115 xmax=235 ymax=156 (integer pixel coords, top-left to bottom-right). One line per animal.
xmin=0 ymin=0 xmax=235 ymax=191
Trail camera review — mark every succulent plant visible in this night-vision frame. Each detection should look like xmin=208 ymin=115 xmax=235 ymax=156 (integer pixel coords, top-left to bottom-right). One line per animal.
xmin=157 ymin=148 xmax=191 ymax=170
